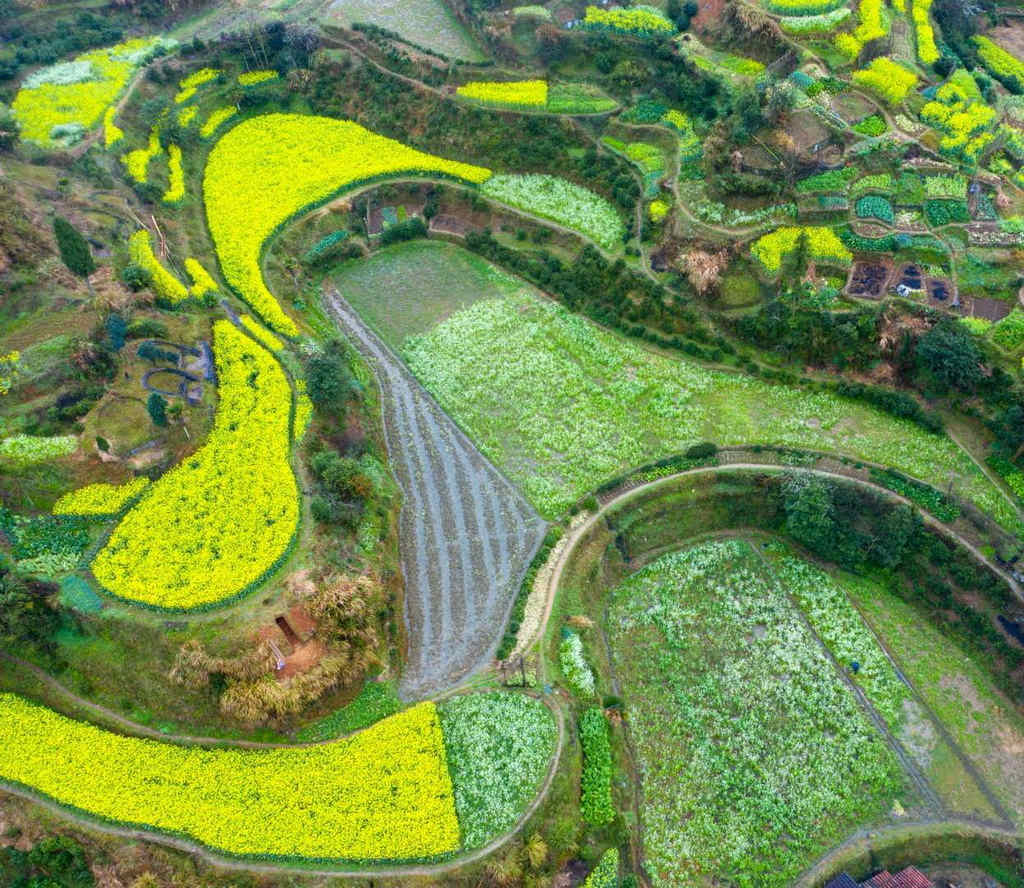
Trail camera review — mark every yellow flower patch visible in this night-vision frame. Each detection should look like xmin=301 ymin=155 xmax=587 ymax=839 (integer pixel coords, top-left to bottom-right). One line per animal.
xmin=92 ymin=321 xmax=299 ymax=608
xmin=184 ymin=258 xmax=218 ymax=299
xmin=0 ymin=694 xmax=460 ymax=860
xmin=202 ymin=113 xmax=492 ymax=335
xmin=240 ymin=315 xmax=285 ymax=351
xmin=103 ymin=107 xmax=123 ymax=148
xmin=199 ymin=106 xmax=237 ymax=139
xmin=751 ymin=226 xmax=852 ymax=275
xmin=456 ymin=80 xmax=548 ymax=108
xmin=129 ymin=231 xmax=188 ymax=304
xmin=122 ymin=128 xmax=162 ymax=183
xmin=11 ymin=37 xmax=165 ymax=147
xmin=162 ymin=144 xmax=185 ymax=204
xmin=238 ymin=69 xmax=279 ymax=86
xmin=53 ymin=477 xmax=149 ymax=516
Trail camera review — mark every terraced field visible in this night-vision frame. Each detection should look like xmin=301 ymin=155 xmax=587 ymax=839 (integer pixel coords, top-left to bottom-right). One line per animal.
xmin=324 ymin=291 xmax=547 ymax=699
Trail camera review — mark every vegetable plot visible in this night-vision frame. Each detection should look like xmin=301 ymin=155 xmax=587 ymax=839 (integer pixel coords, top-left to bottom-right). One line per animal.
xmin=203 ymin=114 xmax=492 ymax=335
xmin=480 ymin=174 xmax=625 ymax=249
xmin=607 ymin=540 xmax=905 ymax=886
xmin=324 ymin=293 xmax=547 ymax=698
xmin=92 ymin=321 xmax=299 ymax=609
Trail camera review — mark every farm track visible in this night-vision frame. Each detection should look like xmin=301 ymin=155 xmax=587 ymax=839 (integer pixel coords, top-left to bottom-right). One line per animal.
xmin=323 ymin=289 xmax=548 ymax=700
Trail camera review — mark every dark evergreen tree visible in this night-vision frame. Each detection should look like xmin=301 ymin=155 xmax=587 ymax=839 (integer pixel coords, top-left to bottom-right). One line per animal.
xmin=52 ymin=216 xmax=94 ymax=278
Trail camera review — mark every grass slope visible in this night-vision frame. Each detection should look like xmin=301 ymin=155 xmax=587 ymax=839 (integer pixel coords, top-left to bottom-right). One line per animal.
xmin=328 ymin=0 xmax=484 ymax=61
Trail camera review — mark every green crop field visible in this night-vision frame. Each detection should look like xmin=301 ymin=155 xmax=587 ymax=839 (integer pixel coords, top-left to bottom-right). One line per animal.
xmin=326 ymin=0 xmax=484 ymax=61
xmin=605 ymin=538 xmax=907 ymax=887
xmin=334 ymin=241 xmax=527 ymax=347
xmin=396 ymin=266 xmax=1015 ymax=524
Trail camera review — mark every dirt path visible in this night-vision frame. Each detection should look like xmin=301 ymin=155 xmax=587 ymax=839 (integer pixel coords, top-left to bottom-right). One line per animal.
xmin=521 ymin=462 xmax=1024 ymax=668
xmin=323 ymin=289 xmax=547 ymax=700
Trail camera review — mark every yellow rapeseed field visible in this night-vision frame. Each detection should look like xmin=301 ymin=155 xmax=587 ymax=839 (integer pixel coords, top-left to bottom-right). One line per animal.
xmin=202 ymin=113 xmax=492 ymax=335
xmin=91 ymin=320 xmax=299 ymax=608
xmin=0 ymin=695 xmax=460 ymax=861
xmin=52 ymin=478 xmax=149 ymax=516
xmin=456 ymin=80 xmax=548 ymax=107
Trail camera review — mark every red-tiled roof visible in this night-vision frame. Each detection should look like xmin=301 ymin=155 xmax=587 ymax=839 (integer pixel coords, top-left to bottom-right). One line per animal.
xmin=889 ymin=867 xmax=935 ymax=888
xmin=863 ymin=867 xmax=934 ymax=888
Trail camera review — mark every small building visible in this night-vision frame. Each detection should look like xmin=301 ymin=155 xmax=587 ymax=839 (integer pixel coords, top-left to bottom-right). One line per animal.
xmin=826 ymin=868 xmax=935 ymax=888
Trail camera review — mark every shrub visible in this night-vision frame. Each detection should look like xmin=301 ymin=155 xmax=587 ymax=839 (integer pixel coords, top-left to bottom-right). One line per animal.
xmin=579 ymin=707 xmax=614 ymax=826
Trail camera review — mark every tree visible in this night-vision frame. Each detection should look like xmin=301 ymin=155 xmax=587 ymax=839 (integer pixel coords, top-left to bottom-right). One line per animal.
xmin=916 ymin=321 xmax=984 ymax=392
xmin=993 ymin=403 xmax=1024 ymax=461
xmin=0 ymin=570 xmax=61 ymax=659
xmin=535 ymin=24 xmax=568 ymax=64
xmin=53 ymin=216 xmax=94 ymax=278
xmin=305 ymin=341 xmax=357 ymax=410
xmin=105 ymin=314 xmax=127 ymax=351
xmin=146 ymin=392 xmax=168 ymax=427
xmin=783 ymin=474 xmax=837 ymax=557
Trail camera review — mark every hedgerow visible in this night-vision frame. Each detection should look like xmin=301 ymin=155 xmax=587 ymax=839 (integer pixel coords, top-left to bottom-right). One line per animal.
xmin=579 ymin=707 xmax=614 ymax=827
xmin=92 ymin=321 xmax=299 ymax=609
xmin=203 ymin=114 xmax=491 ymax=335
